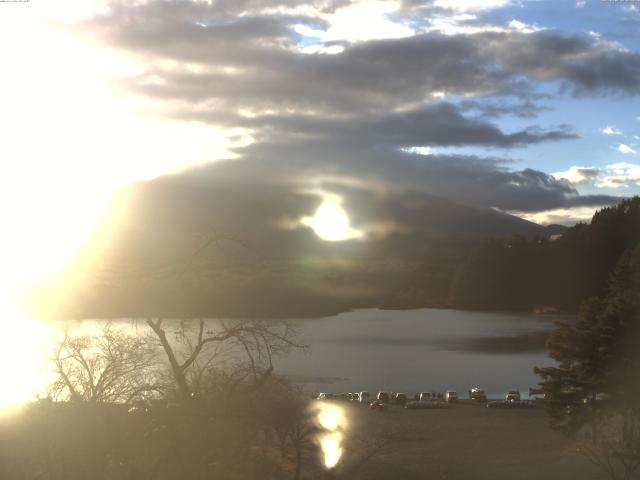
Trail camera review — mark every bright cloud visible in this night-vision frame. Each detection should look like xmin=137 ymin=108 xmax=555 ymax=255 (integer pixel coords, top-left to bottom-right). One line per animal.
xmin=551 ymin=166 xmax=600 ymax=185
xmin=401 ymin=146 xmax=434 ymax=155
xmin=601 ymin=125 xmax=622 ymax=135
xmin=520 ymin=206 xmax=600 ymax=226
xmin=319 ymin=1 xmax=415 ymax=43
xmin=433 ymin=0 xmax=512 ymax=11
xmin=425 ymin=16 xmax=540 ymax=36
xmin=618 ymin=144 xmax=637 ymax=154
xmin=598 ymin=163 xmax=640 ymax=188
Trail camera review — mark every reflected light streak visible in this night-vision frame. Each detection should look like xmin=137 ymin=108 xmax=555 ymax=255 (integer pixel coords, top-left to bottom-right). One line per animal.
xmin=320 ymin=432 xmax=344 ymax=469
xmin=315 ymin=402 xmax=348 ymax=469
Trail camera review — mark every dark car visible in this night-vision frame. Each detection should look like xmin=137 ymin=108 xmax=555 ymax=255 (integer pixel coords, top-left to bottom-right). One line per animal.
xmin=377 ymin=391 xmax=390 ymax=403
xmin=394 ymin=392 xmax=407 ymax=405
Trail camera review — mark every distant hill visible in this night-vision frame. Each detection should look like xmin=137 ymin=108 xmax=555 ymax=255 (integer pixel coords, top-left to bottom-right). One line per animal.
xmin=543 ymin=224 xmax=568 ymax=236
xmin=30 ymin=169 xmax=572 ymax=319
xmin=99 ymin=175 xmax=558 ymax=261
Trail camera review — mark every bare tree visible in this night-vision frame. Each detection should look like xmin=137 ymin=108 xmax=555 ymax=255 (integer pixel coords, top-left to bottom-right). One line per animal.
xmin=145 ymin=317 xmax=305 ymax=401
xmin=48 ymin=322 xmax=163 ymax=404
xmin=578 ymin=409 xmax=640 ymax=480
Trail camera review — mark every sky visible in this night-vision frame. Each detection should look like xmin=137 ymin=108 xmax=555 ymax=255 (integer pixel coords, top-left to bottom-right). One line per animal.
xmin=2 ymin=0 xmax=640 ymax=292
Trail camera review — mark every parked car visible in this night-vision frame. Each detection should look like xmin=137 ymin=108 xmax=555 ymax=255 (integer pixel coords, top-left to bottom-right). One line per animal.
xmin=405 ymin=401 xmax=430 ymax=410
xmin=419 ymin=392 xmax=432 ymax=402
xmin=506 ymin=390 xmax=521 ymax=402
xmin=377 ymin=391 xmax=390 ymax=403
xmin=469 ymin=387 xmax=487 ymax=402
xmin=394 ymin=393 xmax=407 ymax=405
xmin=369 ymin=400 xmax=387 ymax=411
xmin=445 ymin=390 xmax=458 ymax=403
xmin=359 ymin=391 xmax=371 ymax=404
xmin=317 ymin=393 xmax=336 ymax=401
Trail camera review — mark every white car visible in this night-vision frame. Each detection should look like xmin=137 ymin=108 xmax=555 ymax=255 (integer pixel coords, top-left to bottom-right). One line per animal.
xmin=359 ymin=391 xmax=371 ymax=404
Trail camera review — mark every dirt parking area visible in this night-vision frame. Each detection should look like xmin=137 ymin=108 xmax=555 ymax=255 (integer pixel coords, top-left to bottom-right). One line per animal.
xmin=334 ymin=401 xmax=599 ymax=480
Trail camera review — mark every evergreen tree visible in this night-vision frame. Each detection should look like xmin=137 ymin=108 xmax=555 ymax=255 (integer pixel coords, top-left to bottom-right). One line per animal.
xmin=535 ymin=244 xmax=640 ymax=438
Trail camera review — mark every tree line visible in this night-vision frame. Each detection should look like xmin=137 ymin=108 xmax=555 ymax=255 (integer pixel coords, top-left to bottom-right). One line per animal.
xmin=450 ymin=197 xmax=640 ymax=312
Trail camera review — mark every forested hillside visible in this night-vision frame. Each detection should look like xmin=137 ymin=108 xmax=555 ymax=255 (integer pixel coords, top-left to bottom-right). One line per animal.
xmin=450 ymin=197 xmax=640 ymax=312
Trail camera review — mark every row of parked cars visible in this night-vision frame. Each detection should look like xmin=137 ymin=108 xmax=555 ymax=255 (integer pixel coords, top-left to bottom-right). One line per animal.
xmin=316 ymin=387 xmax=530 ymax=408
xmin=316 ymin=389 xmax=460 ymax=409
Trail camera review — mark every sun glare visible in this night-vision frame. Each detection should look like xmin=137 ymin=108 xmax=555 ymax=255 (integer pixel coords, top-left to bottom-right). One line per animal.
xmin=0 ymin=301 xmax=52 ymax=410
xmin=301 ymin=194 xmax=364 ymax=242
xmin=0 ymin=1 xmax=242 ymax=408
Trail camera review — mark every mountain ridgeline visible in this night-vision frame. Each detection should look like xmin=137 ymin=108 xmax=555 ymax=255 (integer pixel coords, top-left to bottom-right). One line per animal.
xmin=450 ymin=197 xmax=640 ymax=312
xmin=29 ymin=163 xmax=635 ymax=319
xmin=29 ymin=169 xmax=568 ymax=320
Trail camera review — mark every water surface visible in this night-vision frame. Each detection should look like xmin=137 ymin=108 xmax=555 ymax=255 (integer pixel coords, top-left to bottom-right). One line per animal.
xmin=271 ymin=308 xmax=568 ymax=399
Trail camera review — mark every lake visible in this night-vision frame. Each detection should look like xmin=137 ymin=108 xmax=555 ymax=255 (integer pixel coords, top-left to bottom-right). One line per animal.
xmin=270 ymin=308 xmax=569 ymax=399
xmin=11 ymin=308 xmax=568 ymax=408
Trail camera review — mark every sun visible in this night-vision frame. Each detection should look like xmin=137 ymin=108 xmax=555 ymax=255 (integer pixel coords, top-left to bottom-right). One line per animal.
xmin=301 ymin=194 xmax=363 ymax=241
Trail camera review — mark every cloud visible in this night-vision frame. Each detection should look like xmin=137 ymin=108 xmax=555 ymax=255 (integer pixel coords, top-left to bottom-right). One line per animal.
xmin=314 ymin=0 xmax=416 ymax=42
xmin=432 ymin=0 xmax=512 ymax=12
xmin=61 ymin=1 xmax=629 ymax=217
xmin=598 ymin=162 xmax=640 ymax=188
xmin=519 ymin=206 xmax=600 ymax=226
xmin=552 ymin=166 xmax=601 ymax=185
xmin=75 ymin=5 xmax=640 ymax=122
xmin=421 ymin=14 xmax=542 ymax=36
xmin=618 ymin=143 xmax=637 ymax=154
xmin=601 ymin=125 xmax=622 ymax=135
xmin=216 ymin=141 xmax=618 ymax=213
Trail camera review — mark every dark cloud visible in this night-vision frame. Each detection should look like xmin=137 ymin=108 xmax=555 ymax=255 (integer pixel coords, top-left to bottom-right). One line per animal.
xmin=161 ymin=144 xmax=619 ymax=214
xmin=84 ymin=8 xmax=640 ymax=114
xmin=179 ymin=102 xmax=575 ymax=148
